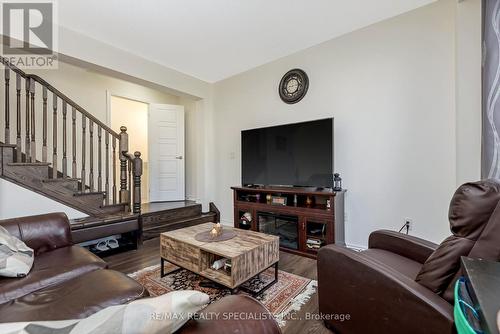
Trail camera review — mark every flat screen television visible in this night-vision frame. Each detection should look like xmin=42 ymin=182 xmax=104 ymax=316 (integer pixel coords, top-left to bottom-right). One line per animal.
xmin=241 ymin=118 xmax=333 ymax=188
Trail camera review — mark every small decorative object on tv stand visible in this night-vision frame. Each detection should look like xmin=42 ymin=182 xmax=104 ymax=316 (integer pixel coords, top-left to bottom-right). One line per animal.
xmin=232 ymin=185 xmax=346 ymax=259
xmin=333 ymin=173 xmax=342 ymax=191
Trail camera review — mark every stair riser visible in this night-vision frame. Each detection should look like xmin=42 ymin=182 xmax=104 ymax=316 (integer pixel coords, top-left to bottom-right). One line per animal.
xmin=98 ymin=204 xmax=128 ymax=215
xmin=3 ymin=165 xmax=49 ymax=183
xmin=72 ymin=194 xmax=105 ymax=208
xmin=43 ymin=180 xmax=80 ymax=193
xmin=0 ymin=147 xmax=15 ymax=168
xmin=141 ymin=205 xmax=202 ymax=229
xmin=142 ymin=215 xmax=215 ymax=240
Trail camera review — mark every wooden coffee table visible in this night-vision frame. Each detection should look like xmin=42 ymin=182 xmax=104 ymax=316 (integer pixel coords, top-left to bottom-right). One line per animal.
xmin=160 ymin=223 xmax=280 ymax=295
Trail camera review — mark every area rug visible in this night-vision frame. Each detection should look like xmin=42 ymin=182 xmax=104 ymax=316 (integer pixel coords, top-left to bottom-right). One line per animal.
xmin=129 ymin=263 xmax=317 ymax=327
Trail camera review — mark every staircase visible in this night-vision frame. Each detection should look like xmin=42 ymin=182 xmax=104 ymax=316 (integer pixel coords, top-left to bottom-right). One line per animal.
xmin=141 ymin=202 xmax=218 ymax=240
xmin=0 ymin=58 xmax=143 ymax=217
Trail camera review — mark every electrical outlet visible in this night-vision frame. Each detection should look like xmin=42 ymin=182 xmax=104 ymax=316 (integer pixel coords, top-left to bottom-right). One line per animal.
xmin=405 ymin=218 xmax=414 ymax=231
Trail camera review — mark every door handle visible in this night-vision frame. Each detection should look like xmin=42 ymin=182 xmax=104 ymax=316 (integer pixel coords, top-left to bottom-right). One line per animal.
xmin=175 ymin=155 xmax=183 ymax=160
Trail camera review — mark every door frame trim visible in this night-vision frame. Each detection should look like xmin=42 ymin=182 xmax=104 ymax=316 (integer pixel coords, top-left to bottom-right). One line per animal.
xmin=105 ymin=90 xmax=151 ymax=126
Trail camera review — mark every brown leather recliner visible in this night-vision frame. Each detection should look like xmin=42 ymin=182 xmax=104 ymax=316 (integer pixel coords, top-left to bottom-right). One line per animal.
xmin=318 ymin=179 xmax=500 ymax=334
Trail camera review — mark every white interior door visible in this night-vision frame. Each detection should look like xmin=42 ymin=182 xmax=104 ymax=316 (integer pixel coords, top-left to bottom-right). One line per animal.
xmin=149 ymin=104 xmax=185 ymax=202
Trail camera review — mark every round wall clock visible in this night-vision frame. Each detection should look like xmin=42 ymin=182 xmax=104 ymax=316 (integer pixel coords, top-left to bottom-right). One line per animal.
xmin=279 ymin=68 xmax=309 ymax=104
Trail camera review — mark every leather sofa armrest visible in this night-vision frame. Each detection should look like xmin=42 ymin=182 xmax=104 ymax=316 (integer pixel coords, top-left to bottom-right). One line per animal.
xmin=317 ymin=245 xmax=454 ymax=334
xmin=178 ymin=295 xmax=281 ymax=334
xmin=0 ymin=212 xmax=73 ymax=255
xmin=368 ymin=229 xmax=439 ymax=263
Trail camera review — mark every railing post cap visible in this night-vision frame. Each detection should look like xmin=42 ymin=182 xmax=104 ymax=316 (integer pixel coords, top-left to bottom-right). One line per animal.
xmin=134 ymin=151 xmax=141 ymax=158
xmin=120 ymin=126 xmax=127 ymax=132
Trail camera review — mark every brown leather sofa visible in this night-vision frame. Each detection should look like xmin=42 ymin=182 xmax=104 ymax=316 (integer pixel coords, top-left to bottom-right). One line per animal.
xmin=0 ymin=213 xmax=281 ymax=334
xmin=318 ymin=179 xmax=500 ymax=334
xmin=0 ymin=212 xmax=148 ymax=322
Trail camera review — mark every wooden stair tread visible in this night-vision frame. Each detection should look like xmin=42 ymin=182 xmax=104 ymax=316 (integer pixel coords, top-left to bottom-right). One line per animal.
xmin=73 ymin=191 xmax=106 ymax=197
xmin=142 ymin=212 xmax=216 ymax=232
xmin=70 ymin=212 xmax=138 ymax=230
xmin=101 ymin=202 xmax=126 ymax=208
xmin=42 ymin=178 xmax=80 ymax=183
xmin=7 ymin=162 xmax=51 ymax=166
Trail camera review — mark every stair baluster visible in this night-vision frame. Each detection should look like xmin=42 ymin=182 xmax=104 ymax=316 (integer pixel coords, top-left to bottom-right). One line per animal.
xmin=128 ymin=158 xmax=132 ymax=210
xmin=105 ymin=132 xmax=109 ymax=205
xmin=97 ymin=126 xmax=102 ymax=192
xmin=4 ymin=68 xmax=10 ymax=144
xmin=112 ymin=136 xmax=117 ymax=204
xmin=89 ymin=120 xmax=94 ymax=191
xmin=15 ymin=73 xmax=21 ymax=162
xmin=81 ymin=115 xmax=86 ymax=191
xmin=72 ymin=107 xmax=77 ymax=178
xmin=133 ymin=152 xmax=143 ymax=213
xmin=25 ymin=79 xmax=30 ymax=161
xmin=119 ymin=126 xmax=129 ymax=207
xmin=29 ymin=78 xmax=35 ymax=161
xmin=52 ymin=93 xmax=57 ymax=178
xmin=42 ymin=87 xmax=47 ymax=162
xmin=62 ymin=101 xmax=67 ymax=177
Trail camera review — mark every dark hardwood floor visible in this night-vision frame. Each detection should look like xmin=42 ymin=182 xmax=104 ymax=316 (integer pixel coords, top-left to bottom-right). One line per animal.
xmin=104 ymin=237 xmax=331 ymax=334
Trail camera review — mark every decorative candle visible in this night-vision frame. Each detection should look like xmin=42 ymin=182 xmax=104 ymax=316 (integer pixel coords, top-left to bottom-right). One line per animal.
xmin=214 ymin=222 xmax=222 ymax=235
xmin=210 ymin=227 xmax=218 ymax=238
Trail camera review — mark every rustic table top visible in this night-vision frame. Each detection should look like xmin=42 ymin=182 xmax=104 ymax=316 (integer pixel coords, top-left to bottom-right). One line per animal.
xmin=161 ymin=222 xmax=279 ymax=259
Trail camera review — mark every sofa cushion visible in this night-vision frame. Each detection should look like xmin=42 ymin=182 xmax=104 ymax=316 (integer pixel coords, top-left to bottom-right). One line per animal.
xmin=0 ymin=213 xmax=72 ymax=255
xmin=0 ymin=245 xmax=106 ymax=304
xmin=0 ymin=269 xmax=149 ymax=323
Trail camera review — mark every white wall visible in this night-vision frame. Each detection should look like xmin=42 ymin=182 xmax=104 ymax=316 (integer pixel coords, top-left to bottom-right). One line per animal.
xmin=28 ymin=61 xmax=180 ymax=126
xmin=213 ymin=0 xmax=459 ymax=247
xmin=455 ymin=0 xmax=482 ymax=184
xmin=58 ymin=27 xmax=211 ymax=99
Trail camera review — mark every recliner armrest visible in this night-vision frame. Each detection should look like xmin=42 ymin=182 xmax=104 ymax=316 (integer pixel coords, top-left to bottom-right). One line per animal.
xmin=368 ymin=230 xmax=438 ymax=264
xmin=317 ymin=245 xmax=454 ymax=334
xmin=0 ymin=212 xmax=73 ymax=255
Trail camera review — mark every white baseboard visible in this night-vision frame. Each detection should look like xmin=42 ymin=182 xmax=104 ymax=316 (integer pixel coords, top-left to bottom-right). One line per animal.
xmin=220 ymin=218 xmax=233 ymax=226
xmin=345 ymin=243 xmax=367 ymax=251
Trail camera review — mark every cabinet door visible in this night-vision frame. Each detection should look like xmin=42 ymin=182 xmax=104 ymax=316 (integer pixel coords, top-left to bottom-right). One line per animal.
xmin=303 ymin=218 xmax=330 ymax=255
xmin=258 ymin=212 xmax=299 ymax=250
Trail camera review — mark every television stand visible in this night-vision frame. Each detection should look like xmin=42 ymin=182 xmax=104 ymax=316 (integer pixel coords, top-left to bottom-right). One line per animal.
xmin=232 ymin=186 xmax=345 ymax=259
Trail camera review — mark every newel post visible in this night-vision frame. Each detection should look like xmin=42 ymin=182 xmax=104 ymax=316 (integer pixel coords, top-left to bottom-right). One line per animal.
xmin=133 ymin=151 xmax=143 ymax=214
xmin=119 ymin=126 xmax=129 ymax=206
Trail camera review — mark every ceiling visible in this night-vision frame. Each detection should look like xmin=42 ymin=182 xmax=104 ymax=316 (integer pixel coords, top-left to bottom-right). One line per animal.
xmin=58 ymin=0 xmax=436 ymax=83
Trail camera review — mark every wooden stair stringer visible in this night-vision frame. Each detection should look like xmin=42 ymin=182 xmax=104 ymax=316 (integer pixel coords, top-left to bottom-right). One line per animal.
xmin=0 ymin=142 xmax=128 ymax=216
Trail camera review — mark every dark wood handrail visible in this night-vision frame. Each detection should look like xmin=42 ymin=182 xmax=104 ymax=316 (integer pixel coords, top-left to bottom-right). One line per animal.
xmin=0 ymin=57 xmax=119 ymax=139
xmin=0 ymin=57 xmax=27 ymax=78
xmin=26 ymin=74 xmax=119 ymax=138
